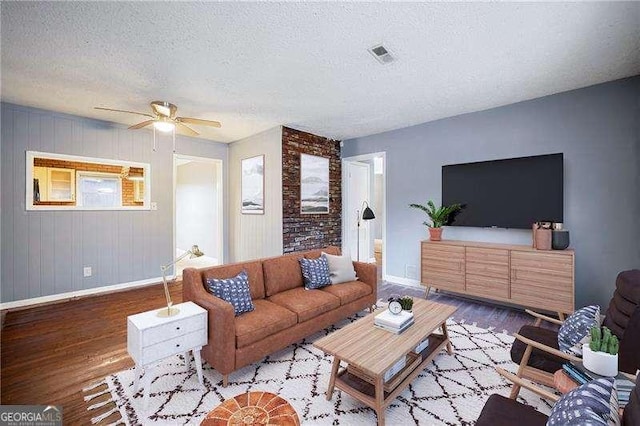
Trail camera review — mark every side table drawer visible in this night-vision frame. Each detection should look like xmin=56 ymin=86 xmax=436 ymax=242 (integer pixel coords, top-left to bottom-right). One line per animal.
xmin=143 ymin=313 xmax=206 ymax=346
xmin=141 ymin=329 xmax=207 ymax=365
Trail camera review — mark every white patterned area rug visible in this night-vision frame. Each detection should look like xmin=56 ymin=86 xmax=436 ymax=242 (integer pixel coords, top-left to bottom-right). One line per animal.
xmin=85 ymin=315 xmax=554 ymax=425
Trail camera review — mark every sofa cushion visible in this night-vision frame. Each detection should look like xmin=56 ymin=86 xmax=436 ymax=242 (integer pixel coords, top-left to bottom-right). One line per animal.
xmin=304 ymin=246 xmax=341 ymax=259
xmin=558 ymin=305 xmax=600 ymax=356
xmin=205 ymin=270 xmax=255 ymax=316
xmin=299 ymin=256 xmax=332 ymax=289
xmin=511 ymin=325 xmax=565 ymax=373
xmin=320 ymin=280 xmax=372 ymax=305
xmin=235 ymin=299 xmax=297 ymax=349
xmin=203 ymin=260 xmax=265 ymax=300
xmin=323 ymin=252 xmax=357 ymax=284
xmin=267 ymin=287 xmax=340 ymax=322
xmin=476 ymin=394 xmax=548 ymax=426
xmin=263 ymin=255 xmax=304 ymax=297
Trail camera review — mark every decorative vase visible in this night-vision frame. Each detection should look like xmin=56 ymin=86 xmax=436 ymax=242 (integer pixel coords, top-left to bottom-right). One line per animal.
xmin=582 ymin=344 xmax=618 ymax=377
xmin=428 ymin=227 xmax=443 ymax=241
xmin=552 ymin=230 xmax=570 ymax=250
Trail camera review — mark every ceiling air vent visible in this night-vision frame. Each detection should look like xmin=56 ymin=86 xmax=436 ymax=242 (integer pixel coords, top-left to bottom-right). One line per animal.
xmin=368 ymin=44 xmax=395 ymax=64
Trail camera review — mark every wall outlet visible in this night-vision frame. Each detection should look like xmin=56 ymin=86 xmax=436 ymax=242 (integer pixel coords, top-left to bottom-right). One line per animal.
xmin=150 ymin=202 xmax=158 ymax=211
xmin=405 ymin=264 xmax=418 ymax=280
xmin=83 ymin=266 xmax=92 ymax=277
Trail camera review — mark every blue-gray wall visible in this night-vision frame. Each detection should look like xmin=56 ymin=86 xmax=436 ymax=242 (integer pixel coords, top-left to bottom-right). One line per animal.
xmin=1 ymin=103 xmax=229 ymax=303
xmin=343 ymin=76 xmax=640 ymax=309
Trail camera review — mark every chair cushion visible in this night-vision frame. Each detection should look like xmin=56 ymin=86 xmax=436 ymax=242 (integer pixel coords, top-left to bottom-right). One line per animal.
xmin=619 ymin=306 xmax=640 ymax=375
xmin=558 ymin=305 xmax=600 ymax=356
xmin=511 ymin=325 xmax=565 ymax=373
xmin=476 ymin=394 xmax=548 ymax=426
xmin=623 ymin=381 xmax=640 ymax=426
xmin=547 ymin=377 xmax=620 ymax=426
xmin=603 ymin=269 xmax=640 ymax=339
xmin=235 ymin=299 xmax=297 ymax=349
xmin=320 ymin=280 xmax=372 ymax=305
xmin=203 ymin=260 xmax=265 ymax=300
xmin=267 ymin=287 xmax=340 ymax=322
xmin=299 ymin=256 xmax=331 ymax=289
xmin=206 ymin=270 xmax=255 ymax=316
xmin=323 ymin=252 xmax=357 ymax=284
xmin=263 ymin=255 xmax=304 ymax=297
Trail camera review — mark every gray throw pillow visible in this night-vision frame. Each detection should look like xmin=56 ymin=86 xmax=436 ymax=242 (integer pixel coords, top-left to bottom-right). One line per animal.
xmin=322 ymin=252 xmax=357 ymax=284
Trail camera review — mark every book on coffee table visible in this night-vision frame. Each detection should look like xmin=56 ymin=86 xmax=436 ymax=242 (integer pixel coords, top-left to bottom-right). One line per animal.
xmin=374 ymin=309 xmax=414 ymax=329
xmin=374 ymin=319 xmax=415 ymax=334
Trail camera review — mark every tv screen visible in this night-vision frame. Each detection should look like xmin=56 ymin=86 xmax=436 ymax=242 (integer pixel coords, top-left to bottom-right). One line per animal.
xmin=442 ymin=153 xmax=563 ymax=229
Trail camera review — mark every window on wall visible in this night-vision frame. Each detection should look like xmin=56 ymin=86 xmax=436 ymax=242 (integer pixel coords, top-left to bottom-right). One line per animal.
xmin=76 ymin=172 xmax=122 ymax=208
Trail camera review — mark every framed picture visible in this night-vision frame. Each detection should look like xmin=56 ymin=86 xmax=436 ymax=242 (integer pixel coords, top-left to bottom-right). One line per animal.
xmin=241 ymin=155 xmax=264 ymax=214
xmin=300 ymin=153 xmax=329 ymax=214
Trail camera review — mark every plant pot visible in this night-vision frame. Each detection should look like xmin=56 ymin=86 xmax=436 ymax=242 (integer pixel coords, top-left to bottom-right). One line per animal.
xmin=428 ymin=227 xmax=443 ymax=241
xmin=582 ymin=344 xmax=618 ymax=377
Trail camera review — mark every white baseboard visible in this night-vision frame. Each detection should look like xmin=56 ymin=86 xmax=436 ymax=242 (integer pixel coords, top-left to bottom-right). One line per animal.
xmin=0 ymin=276 xmax=164 ymax=311
xmin=384 ymin=275 xmax=422 ymax=288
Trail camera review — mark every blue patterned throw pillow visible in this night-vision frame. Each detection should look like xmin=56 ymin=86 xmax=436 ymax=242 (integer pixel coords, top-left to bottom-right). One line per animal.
xmin=547 ymin=377 xmax=620 ymax=426
xmin=558 ymin=305 xmax=600 ymax=356
xmin=205 ymin=270 xmax=254 ymax=316
xmin=299 ymin=256 xmax=331 ymax=290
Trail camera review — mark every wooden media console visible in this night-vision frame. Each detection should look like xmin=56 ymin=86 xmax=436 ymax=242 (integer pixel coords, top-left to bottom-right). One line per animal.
xmin=421 ymin=240 xmax=575 ymax=316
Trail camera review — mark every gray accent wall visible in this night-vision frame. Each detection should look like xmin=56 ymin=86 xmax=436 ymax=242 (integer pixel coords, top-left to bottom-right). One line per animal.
xmin=1 ymin=103 xmax=228 ymax=303
xmin=342 ymin=76 xmax=640 ymax=309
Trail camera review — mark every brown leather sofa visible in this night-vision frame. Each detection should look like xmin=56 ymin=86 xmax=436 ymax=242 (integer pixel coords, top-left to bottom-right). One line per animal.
xmin=182 ymin=246 xmax=377 ymax=386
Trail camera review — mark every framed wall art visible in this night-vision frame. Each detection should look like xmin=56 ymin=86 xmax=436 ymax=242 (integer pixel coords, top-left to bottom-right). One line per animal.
xmin=300 ymin=153 xmax=329 ymax=214
xmin=241 ymin=155 xmax=264 ymax=214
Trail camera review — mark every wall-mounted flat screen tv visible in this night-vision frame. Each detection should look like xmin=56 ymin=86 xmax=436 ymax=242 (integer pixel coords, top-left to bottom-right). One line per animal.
xmin=442 ymin=153 xmax=563 ymax=229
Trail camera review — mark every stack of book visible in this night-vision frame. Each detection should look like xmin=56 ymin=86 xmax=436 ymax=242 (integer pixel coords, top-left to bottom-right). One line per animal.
xmin=374 ymin=309 xmax=414 ymax=334
xmin=562 ymin=363 xmax=636 ymax=407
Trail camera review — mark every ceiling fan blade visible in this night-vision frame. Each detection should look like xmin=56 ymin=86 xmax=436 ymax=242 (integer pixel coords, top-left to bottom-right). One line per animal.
xmin=128 ymin=120 xmax=155 ymax=130
xmin=150 ymin=101 xmax=177 ymax=118
xmin=177 ymin=117 xmax=222 ymax=128
xmin=94 ymin=107 xmax=153 ymax=118
xmin=176 ymin=122 xmax=199 ymax=136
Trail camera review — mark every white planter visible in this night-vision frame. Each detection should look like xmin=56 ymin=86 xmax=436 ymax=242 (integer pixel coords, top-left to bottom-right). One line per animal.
xmin=582 ymin=344 xmax=618 ymax=377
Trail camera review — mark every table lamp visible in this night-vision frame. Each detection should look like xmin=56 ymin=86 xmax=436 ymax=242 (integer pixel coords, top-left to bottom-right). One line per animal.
xmin=158 ymin=244 xmax=204 ymax=317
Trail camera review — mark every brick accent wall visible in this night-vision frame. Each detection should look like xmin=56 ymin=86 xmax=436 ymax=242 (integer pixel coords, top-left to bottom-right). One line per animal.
xmin=33 ymin=158 xmax=143 ymax=206
xmin=282 ymin=127 xmax=341 ymax=252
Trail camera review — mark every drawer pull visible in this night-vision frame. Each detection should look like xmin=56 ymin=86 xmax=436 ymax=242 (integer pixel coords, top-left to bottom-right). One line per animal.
xmin=176 ymin=326 xmax=180 ymax=330
xmin=176 ymin=344 xmax=181 ymax=348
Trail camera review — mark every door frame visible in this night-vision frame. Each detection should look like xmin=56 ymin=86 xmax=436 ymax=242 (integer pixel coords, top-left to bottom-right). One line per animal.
xmin=173 ymin=154 xmax=224 ymax=276
xmin=342 ymin=152 xmax=386 ymax=279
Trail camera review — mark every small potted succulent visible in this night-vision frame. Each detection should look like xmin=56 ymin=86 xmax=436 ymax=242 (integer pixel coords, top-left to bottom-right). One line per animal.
xmin=582 ymin=325 xmax=619 ymax=377
xmin=408 ymin=200 xmax=462 ymax=241
xmin=399 ymin=296 xmax=413 ymax=312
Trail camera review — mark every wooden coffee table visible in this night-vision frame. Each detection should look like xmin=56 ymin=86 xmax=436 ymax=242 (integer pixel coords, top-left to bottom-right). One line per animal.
xmin=314 ymin=299 xmax=457 ymax=426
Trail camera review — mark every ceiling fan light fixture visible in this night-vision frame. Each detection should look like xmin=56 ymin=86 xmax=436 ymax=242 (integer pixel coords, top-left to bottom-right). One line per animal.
xmin=153 ymin=120 xmax=175 ymax=133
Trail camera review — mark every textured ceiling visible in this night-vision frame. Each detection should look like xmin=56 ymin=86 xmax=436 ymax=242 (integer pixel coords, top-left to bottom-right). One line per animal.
xmin=2 ymin=2 xmax=639 ymax=143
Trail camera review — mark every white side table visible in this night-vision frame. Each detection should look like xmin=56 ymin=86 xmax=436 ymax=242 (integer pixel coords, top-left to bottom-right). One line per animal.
xmin=127 ymin=301 xmax=207 ymax=409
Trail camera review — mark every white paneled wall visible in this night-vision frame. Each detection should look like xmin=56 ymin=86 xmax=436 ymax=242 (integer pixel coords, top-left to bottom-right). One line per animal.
xmin=1 ymin=103 xmax=228 ymax=303
xmin=229 ymin=126 xmax=283 ymax=261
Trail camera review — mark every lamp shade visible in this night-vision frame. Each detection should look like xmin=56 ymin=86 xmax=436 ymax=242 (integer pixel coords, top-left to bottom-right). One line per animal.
xmin=362 ymin=205 xmax=375 ymax=220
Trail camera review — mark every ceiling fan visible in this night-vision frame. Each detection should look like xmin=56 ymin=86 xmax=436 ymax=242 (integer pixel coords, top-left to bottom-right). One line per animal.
xmin=95 ymin=101 xmax=221 ymax=136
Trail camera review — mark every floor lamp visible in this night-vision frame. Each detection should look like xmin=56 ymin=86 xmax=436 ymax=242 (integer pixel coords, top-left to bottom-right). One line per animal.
xmin=357 ymin=201 xmax=375 ymax=261
xmin=158 ymin=244 xmax=204 ymax=317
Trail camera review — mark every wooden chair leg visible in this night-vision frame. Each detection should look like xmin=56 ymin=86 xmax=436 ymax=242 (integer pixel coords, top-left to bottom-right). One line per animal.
xmin=510 ymin=344 xmax=533 ymax=399
xmin=222 ymin=374 xmax=229 ymax=387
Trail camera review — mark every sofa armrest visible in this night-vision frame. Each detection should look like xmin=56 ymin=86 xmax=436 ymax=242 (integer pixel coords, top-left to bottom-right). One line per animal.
xmin=183 ymin=268 xmax=236 ymax=375
xmin=353 ymin=261 xmax=377 ymax=299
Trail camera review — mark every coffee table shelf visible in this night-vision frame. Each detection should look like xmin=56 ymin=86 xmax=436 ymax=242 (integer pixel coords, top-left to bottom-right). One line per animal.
xmin=314 ymin=300 xmax=457 ymax=426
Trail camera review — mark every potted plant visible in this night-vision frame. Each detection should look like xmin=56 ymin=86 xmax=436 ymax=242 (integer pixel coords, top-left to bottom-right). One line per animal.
xmin=409 ymin=200 xmax=461 ymax=241
xmin=399 ymin=296 xmax=413 ymax=312
xmin=582 ymin=325 xmax=619 ymax=377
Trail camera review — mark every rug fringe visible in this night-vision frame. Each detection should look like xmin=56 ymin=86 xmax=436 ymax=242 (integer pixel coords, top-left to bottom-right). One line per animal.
xmin=91 ymin=407 xmax=118 ymax=424
xmin=88 ymin=398 xmax=115 ymax=411
xmin=84 ymin=388 xmax=110 ymax=401
xmin=83 ymin=379 xmax=106 ymax=392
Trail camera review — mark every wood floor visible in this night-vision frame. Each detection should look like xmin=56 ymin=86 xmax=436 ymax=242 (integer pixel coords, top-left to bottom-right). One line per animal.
xmin=1 ymin=278 xmax=539 ymax=424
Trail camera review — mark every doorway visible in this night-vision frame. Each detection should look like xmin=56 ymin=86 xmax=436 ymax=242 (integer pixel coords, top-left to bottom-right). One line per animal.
xmin=173 ymin=155 xmax=223 ymax=275
xmin=342 ymin=152 xmax=386 ymax=276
